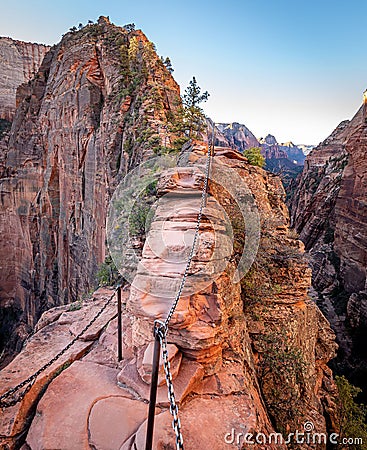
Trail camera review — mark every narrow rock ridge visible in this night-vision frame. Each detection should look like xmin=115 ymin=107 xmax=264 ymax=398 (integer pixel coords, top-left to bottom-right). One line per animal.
xmin=0 ymin=144 xmax=338 ymax=449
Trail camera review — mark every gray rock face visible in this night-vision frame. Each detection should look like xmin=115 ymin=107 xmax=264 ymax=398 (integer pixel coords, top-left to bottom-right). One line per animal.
xmin=259 ymin=134 xmax=289 ymax=160
xmin=0 ymin=37 xmax=50 ymax=121
xmin=215 ymin=122 xmax=260 ymax=151
xmin=281 ymin=141 xmax=306 ymax=165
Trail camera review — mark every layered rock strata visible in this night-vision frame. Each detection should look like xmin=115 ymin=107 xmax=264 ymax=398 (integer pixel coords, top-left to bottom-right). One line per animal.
xmin=290 ymin=102 xmax=367 ymax=388
xmin=215 ymin=121 xmax=260 ymax=151
xmin=0 ymin=18 xmax=181 ymax=361
xmin=0 ymin=144 xmax=338 ymax=449
xmin=0 ymin=37 xmax=50 ymax=121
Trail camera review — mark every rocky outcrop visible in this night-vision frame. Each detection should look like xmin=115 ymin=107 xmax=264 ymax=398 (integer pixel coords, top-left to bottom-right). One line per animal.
xmin=259 ymin=135 xmax=306 ymax=166
xmin=211 ymin=127 xmax=306 ymax=194
xmin=259 ymin=134 xmax=288 ymax=160
xmin=290 ymin=101 xmax=367 ymax=391
xmin=259 ymin=135 xmax=304 ymax=193
xmin=0 ymin=37 xmax=50 ymax=121
xmin=0 ymin=144 xmax=338 ymax=449
xmin=281 ymin=141 xmax=306 ymax=165
xmin=0 ymin=18 xmax=181 ymax=364
xmin=215 ymin=122 xmax=260 ymax=151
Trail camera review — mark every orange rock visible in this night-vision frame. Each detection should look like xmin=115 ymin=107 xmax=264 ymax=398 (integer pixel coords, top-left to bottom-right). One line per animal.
xmin=26 ymin=361 xmax=134 ymax=449
xmin=137 ymin=342 xmax=182 ymax=385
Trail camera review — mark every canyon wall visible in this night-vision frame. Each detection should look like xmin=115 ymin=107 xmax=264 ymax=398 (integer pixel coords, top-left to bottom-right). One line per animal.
xmin=0 ymin=18 xmax=341 ymax=447
xmin=290 ymin=101 xmax=367 ymax=388
xmin=215 ymin=121 xmax=260 ymax=150
xmin=0 ymin=37 xmax=50 ymax=122
xmin=212 ymin=125 xmax=305 ymax=192
xmin=0 ymin=144 xmax=338 ymax=449
xmin=0 ymin=17 xmax=181 ymax=360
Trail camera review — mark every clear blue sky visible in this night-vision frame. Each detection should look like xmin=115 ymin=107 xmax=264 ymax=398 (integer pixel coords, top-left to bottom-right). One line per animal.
xmin=1 ymin=0 xmax=366 ymax=144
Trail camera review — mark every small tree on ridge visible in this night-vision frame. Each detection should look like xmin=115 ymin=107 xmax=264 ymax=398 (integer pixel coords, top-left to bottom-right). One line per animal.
xmin=182 ymin=76 xmax=209 ymax=138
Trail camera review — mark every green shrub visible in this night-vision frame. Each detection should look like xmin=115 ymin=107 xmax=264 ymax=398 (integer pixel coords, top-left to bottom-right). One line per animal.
xmin=335 ymin=375 xmax=367 ymax=449
xmin=96 ymin=256 xmax=120 ymax=287
xmin=129 ymin=180 xmax=158 ymax=238
xmin=68 ymin=300 xmax=82 ymax=311
xmin=243 ymin=147 xmax=265 ymax=168
xmin=129 ymin=203 xmax=152 ymax=236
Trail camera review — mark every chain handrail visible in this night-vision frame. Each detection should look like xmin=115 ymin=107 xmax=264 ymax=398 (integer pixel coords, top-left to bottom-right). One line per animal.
xmin=164 ymin=132 xmax=214 ymax=329
xmin=146 ymin=127 xmax=215 ymax=450
xmin=2 ymin=129 xmax=216 ymax=450
xmin=0 ymin=288 xmax=118 ymax=408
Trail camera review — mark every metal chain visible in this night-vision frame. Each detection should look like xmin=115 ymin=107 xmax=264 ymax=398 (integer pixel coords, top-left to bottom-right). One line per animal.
xmin=152 ymin=129 xmax=215 ymax=450
xmin=0 ymin=289 xmax=118 ymax=408
xmin=164 ymin=134 xmax=214 ymax=329
xmin=156 ymin=324 xmax=184 ymax=450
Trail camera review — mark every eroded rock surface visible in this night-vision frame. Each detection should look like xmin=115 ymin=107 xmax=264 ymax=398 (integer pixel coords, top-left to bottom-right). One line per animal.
xmin=0 ymin=37 xmax=50 ymax=122
xmin=0 ymin=145 xmax=339 ymax=449
xmin=290 ymin=101 xmax=367 ymax=389
xmin=0 ymin=18 xmax=181 ymax=362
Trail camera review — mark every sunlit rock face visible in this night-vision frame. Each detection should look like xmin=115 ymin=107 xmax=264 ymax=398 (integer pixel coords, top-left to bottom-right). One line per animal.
xmin=0 ymin=37 xmax=50 ymax=121
xmin=0 ymin=19 xmax=181 ymax=362
xmin=0 ymin=144 xmax=338 ymax=449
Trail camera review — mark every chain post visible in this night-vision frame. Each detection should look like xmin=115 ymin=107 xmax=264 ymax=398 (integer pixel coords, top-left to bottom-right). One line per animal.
xmin=117 ymin=285 xmax=123 ymax=361
xmin=145 ymin=321 xmax=165 ymax=450
xmin=0 ymin=289 xmax=117 ymax=409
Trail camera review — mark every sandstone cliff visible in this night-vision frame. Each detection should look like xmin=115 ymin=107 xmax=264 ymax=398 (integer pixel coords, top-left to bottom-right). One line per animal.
xmin=0 ymin=144 xmax=338 ymax=449
xmin=280 ymin=141 xmax=306 ymax=165
xmin=0 ymin=37 xmax=50 ymax=122
xmin=215 ymin=122 xmax=260 ymax=151
xmin=290 ymin=102 xmax=367 ymax=392
xmin=0 ymin=17 xmax=181 ymax=363
xmin=259 ymin=134 xmax=288 ymax=160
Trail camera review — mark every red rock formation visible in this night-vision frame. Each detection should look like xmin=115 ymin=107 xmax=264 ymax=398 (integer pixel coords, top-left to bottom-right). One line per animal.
xmin=0 ymin=144 xmax=338 ymax=449
xmin=0 ymin=19 xmax=181 ymax=363
xmin=210 ymin=127 xmax=305 ymax=194
xmin=290 ymin=101 xmax=367 ymax=389
xmin=0 ymin=37 xmax=50 ymax=121
xmin=335 ymin=109 xmax=367 ymax=295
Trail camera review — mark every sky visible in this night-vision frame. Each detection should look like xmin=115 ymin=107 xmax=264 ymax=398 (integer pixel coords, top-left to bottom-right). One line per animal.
xmin=1 ymin=0 xmax=366 ymax=145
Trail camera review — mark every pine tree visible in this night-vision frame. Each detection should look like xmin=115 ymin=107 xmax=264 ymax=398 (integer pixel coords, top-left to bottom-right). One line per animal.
xmin=335 ymin=376 xmax=367 ymax=449
xmin=182 ymin=76 xmax=209 ymax=138
xmin=124 ymin=23 xmax=136 ymax=32
xmin=163 ymin=57 xmax=174 ymax=73
xmin=243 ymin=147 xmax=265 ymax=168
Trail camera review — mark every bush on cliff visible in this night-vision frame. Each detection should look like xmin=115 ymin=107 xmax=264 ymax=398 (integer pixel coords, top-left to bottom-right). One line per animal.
xmin=335 ymin=375 xmax=367 ymax=449
xmin=97 ymin=256 xmax=120 ymax=287
xmin=243 ymin=147 xmax=265 ymax=168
